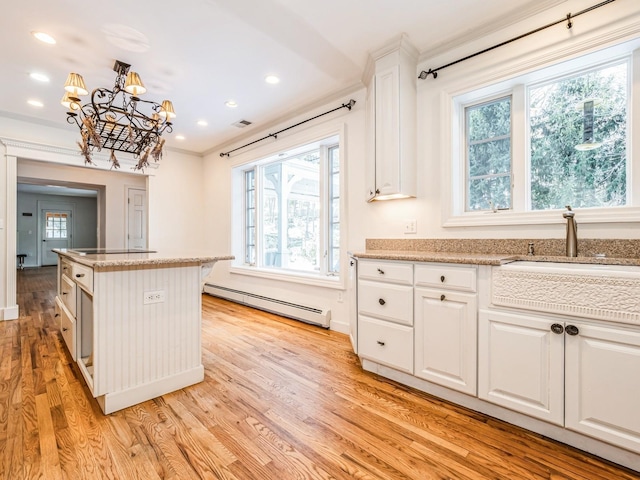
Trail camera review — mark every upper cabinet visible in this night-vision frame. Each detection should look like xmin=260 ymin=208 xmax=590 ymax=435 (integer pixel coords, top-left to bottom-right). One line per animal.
xmin=365 ymin=35 xmax=418 ymax=202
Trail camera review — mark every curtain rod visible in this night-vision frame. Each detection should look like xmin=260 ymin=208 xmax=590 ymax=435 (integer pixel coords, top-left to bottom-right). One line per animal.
xmin=418 ymin=0 xmax=616 ymax=80
xmin=220 ymin=99 xmax=356 ymax=158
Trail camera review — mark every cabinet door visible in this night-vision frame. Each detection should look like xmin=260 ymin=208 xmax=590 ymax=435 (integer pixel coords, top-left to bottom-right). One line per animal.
xmin=478 ymin=310 xmax=564 ymax=425
xmin=565 ymin=323 xmax=640 ymax=453
xmin=414 ymin=288 xmax=477 ymax=395
xmin=374 ymin=65 xmax=401 ymax=197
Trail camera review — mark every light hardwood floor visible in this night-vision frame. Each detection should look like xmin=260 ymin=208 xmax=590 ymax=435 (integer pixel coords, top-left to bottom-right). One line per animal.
xmin=3 ymin=266 xmax=639 ymax=479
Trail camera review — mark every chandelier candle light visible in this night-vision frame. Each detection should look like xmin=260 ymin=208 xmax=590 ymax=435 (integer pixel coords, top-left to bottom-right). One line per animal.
xmin=62 ymin=60 xmax=175 ymax=170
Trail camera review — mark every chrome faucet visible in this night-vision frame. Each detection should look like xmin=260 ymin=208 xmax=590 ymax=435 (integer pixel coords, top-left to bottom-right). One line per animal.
xmin=563 ymin=205 xmax=578 ymax=257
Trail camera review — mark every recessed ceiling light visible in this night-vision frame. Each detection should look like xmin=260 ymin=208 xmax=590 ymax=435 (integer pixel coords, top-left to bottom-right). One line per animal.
xmin=264 ymin=75 xmax=280 ymax=85
xmin=27 ymin=99 xmax=44 ymax=108
xmin=225 ymin=100 xmax=238 ymax=108
xmin=175 ymin=135 xmax=185 ymax=140
xmin=31 ymin=31 xmax=56 ymax=44
xmin=30 ymin=72 xmax=50 ymax=82
xmin=197 ymin=120 xmax=208 ymax=127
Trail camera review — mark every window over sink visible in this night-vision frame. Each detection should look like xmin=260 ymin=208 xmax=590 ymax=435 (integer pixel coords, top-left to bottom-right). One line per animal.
xmin=446 ymin=38 xmax=640 ymax=226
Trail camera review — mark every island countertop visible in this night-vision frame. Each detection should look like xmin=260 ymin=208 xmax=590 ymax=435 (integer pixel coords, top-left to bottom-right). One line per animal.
xmin=53 ymin=248 xmax=234 ymax=270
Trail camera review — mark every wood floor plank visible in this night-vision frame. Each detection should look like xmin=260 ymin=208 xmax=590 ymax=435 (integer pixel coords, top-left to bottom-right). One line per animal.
xmin=2 ymin=266 xmax=638 ymax=480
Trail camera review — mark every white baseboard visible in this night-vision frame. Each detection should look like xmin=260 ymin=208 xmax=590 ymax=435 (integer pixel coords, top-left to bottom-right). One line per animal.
xmin=96 ymin=365 xmax=205 ymax=414
xmin=1 ymin=305 xmax=19 ymax=321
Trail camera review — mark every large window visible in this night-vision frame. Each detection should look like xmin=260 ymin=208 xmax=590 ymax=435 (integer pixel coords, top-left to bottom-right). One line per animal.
xmin=451 ymin=41 xmax=637 ymax=224
xmin=234 ymin=135 xmax=340 ymax=279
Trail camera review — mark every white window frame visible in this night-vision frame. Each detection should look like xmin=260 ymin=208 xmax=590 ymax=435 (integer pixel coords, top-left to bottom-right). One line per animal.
xmin=443 ymin=37 xmax=640 ymax=227
xmin=230 ymin=124 xmax=345 ymax=289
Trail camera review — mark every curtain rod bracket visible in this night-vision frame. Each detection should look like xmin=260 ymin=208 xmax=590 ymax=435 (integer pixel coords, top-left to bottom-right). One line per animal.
xmin=566 ymin=13 xmax=573 ymax=29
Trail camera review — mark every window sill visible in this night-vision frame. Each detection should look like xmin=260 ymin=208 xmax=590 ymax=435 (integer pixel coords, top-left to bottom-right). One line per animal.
xmin=443 ymin=206 xmax=640 ymax=227
xmin=229 ymin=265 xmax=344 ymax=290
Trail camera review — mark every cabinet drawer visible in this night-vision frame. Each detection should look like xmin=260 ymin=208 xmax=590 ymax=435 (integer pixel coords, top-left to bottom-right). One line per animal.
xmin=60 ymin=259 xmax=72 ymax=279
xmin=415 ymin=264 xmax=477 ymax=292
xmin=73 ymin=263 xmax=93 ymax=294
xmin=55 ymin=297 xmax=76 ymax=361
xmin=358 ymin=315 xmax=413 ymax=373
xmin=358 ymin=260 xmax=413 ymax=285
xmin=60 ymin=274 xmax=76 ymax=317
xmin=358 ymin=280 xmax=413 ymax=325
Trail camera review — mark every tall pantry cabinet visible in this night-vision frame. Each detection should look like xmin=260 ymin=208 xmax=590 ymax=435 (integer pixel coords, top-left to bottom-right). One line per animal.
xmin=365 ymin=35 xmax=418 ymax=201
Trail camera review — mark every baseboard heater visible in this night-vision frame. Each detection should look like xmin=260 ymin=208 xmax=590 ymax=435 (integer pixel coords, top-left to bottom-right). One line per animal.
xmin=203 ymin=283 xmax=331 ymax=328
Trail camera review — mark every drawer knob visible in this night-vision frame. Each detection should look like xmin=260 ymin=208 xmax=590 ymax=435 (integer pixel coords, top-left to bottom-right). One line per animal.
xmin=54 ymin=313 xmax=60 ymax=318
xmin=75 ymin=273 xmax=85 ymax=278
xmin=62 ymin=327 xmax=68 ymax=332
xmin=440 ymin=294 xmax=446 ymax=301
xmin=377 ymin=340 xmax=385 ymax=346
xmin=62 ymin=292 xmax=67 ymax=296
xmin=551 ymin=323 xmax=564 ymax=334
xmin=440 ymin=275 xmax=445 ymax=283
xmin=377 ymin=268 xmax=385 ymax=275
xmin=378 ymin=298 xmax=386 ymax=306
xmin=565 ymin=324 xmax=579 ymax=336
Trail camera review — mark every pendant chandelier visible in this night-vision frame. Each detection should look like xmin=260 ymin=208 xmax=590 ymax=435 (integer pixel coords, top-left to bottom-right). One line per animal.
xmin=62 ymin=60 xmax=176 ymax=170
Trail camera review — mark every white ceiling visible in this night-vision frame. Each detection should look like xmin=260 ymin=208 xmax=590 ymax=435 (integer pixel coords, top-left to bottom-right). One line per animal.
xmin=2 ymin=0 xmax=562 ymax=155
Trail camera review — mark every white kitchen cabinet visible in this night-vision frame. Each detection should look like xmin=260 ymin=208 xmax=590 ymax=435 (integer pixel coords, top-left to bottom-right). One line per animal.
xmin=479 ymin=308 xmax=640 ymax=453
xmin=414 ymin=287 xmax=477 ymax=395
xmin=365 ymin=36 xmax=417 ymax=201
xmin=357 ymin=259 xmax=414 ymax=372
xmin=565 ymin=322 xmax=640 ymax=453
xmin=478 ymin=309 xmax=565 ymax=425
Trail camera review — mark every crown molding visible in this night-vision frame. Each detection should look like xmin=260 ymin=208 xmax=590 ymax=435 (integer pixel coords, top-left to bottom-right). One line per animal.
xmin=0 ymin=137 xmax=157 ymax=173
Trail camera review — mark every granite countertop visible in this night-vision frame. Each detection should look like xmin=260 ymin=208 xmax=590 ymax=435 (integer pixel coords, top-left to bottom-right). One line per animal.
xmin=352 ymin=250 xmax=640 ymax=266
xmin=53 ymin=248 xmax=234 ymax=270
xmin=353 ymin=238 xmax=640 ymax=266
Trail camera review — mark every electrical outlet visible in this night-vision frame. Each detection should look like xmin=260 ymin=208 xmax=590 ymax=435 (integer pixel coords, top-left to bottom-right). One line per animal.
xmin=143 ymin=290 xmax=165 ymax=304
xmin=404 ymin=219 xmax=417 ymax=234
xmin=337 ymin=291 xmax=344 ymax=303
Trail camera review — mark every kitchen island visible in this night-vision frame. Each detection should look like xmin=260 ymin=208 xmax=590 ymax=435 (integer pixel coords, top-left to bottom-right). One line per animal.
xmin=53 ymin=248 xmax=233 ymax=414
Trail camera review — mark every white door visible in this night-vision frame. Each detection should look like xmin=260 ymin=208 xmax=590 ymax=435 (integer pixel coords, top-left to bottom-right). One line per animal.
xmin=565 ymin=322 xmax=640 ymax=453
xmin=127 ymin=188 xmax=147 ymax=250
xmin=414 ymin=287 xmax=477 ymax=395
xmin=478 ymin=309 xmax=565 ymax=426
xmin=41 ymin=209 xmax=72 ymax=266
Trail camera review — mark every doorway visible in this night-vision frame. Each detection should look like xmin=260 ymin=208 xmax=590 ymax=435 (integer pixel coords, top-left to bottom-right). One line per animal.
xmin=40 ymin=208 xmax=72 ymax=266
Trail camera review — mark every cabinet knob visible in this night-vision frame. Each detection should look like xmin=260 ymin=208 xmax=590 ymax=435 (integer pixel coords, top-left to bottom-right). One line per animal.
xmin=440 ymin=275 xmax=445 ymax=283
xmin=565 ymin=324 xmax=579 ymax=336
xmin=377 ymin=268 xmax=385 ymax=275
xmin=375 ymin=189 xmax=380 ymax=194
xmin=440 ymin=294 xmax=446 ymax=301
xmin=62 ymin=327 xmax=68 ymax=332
xmin=75 ymin=273 xmax=85 ymax=278
xmin=550 ymin=323 xmax=564 ymax=334
xmin=54 ymin=313 xmax=60 ymax=318
xmin=378 ymin=298 xmax=386 ymax=306
xmin=62 ymin=292 xmax=67 ymax=296
xmin=377 ymin=340 xmax=385 ymax=346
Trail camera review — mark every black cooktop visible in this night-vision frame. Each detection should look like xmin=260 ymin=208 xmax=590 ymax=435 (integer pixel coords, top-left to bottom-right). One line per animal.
xmin=68 ymin=248 xmax=157 ymax=256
